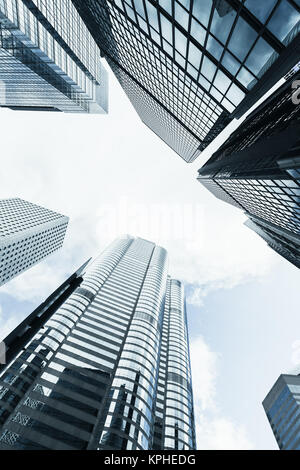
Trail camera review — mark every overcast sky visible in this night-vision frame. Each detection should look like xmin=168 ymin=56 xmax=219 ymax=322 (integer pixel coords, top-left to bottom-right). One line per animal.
xmin=0 ymin=66 xmax=298 ymax=450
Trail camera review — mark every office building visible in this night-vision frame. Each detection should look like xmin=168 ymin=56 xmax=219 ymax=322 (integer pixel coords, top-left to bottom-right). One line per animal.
xmin=0 ymin=0 xmax=108 ymax=113
xmin=0 ymin=198 xmax=69 ymax=287
xmin=72 ymin=0 xmax=300 ymax=162
xmin=198 ymin=65 xmax=300 ymax=268
xmin=0 ymin=236 xmax=196 ymax=450
xmin=263 ymin=373 xmax=300 ymax=450
xmin=245 ymin=217 xmax=300 ymax=269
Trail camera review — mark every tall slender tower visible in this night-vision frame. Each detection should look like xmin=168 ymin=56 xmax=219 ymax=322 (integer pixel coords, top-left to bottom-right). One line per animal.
xmin=0 ymin=198 xmax=69 ymax=287
xmin=72 ymin=0 xmax=300 ymax=162
xmin=0 ymin=0 xmax=108 ymax=113
xmin=263 ymin=373 xmax=300 ymax=450
xmin=0 ymin=236 xmax=196 ymax=450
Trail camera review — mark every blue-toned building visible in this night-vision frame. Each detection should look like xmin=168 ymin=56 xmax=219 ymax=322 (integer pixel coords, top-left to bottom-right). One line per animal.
xmin=0 ymin=236 xmax=196 ymax=450
xmin=263 ymin=374 xmax=300 ymax=450
xmin=0 ymin=0 xmax=108 ymax=113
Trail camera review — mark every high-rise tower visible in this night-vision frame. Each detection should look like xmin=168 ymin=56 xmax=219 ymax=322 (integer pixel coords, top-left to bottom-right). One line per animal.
xmin=72 ymin=0 xmax=300 ymax=162
xmin=0 ymin=0 xmax=108 ymax=113
xmin=0 ymin=236 xmax=196 ymax=450
xmin=0 ymin=198 xmax=69 ymax=287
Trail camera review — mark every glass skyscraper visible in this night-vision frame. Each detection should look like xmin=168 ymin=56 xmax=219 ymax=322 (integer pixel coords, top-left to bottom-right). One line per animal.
xmin=263 ymin=373 xmax=300 ymax=450
xmin=0 ymin=0 xmax=108 ymax=113
xmin=198 ymin=65 xmax=300 ymax=269
xmin=72 ymin=0 xmax=300 ymax=162
xmin=0 ymin=236 xmax=196 ymax=450
xmin=0 ymin=198 xmax=69 ymax=287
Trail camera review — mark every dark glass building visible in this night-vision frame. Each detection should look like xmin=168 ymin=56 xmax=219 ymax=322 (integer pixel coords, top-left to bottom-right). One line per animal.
xmin=263 ymin=373 xmax=300 ymax=450
xmin=0 ymin=236 xmax=196 ymax=450
xmin=0 ymin=0 xmax=108 ymax=113
xmin=198 ymin=66 xmax=300 ymax=269
xmin=72 ymin=0 xmax=300 ymax=162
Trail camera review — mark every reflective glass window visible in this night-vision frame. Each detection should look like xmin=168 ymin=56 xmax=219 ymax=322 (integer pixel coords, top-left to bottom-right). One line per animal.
xmin=193 ymin=0 xmax=213 ymax=27
xmin=245 ymin=37 xmax=276 ymax=76
xmin=206 ymin=35 xmax=223 ymax=60
xmin=201 ymin=55 xmax=216 ymax=81
xmin=175 ymin=2 xmax=189 ymax=31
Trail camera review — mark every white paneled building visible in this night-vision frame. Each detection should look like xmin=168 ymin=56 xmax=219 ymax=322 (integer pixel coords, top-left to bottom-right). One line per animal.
xmin=0 ymin=198 xmax=69 ymax=286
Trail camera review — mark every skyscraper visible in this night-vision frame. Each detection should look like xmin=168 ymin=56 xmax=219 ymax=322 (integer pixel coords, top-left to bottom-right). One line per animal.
xmin=0 ymin=198 xmax=69 ymax=287
xmin=0 ymin=236 xmax=196 ymax=450
xmin=72 ymin=0 xmax=300 ymax=162
xmin=0 ymin=0 xmax=108 ymax=113
xmin=0 ymin=258 xmax=91 ymax=373
xmin=263 ymin=373 xmax=300 ymax=450
xmin=198 ymin=65 xmax=300 ymax=269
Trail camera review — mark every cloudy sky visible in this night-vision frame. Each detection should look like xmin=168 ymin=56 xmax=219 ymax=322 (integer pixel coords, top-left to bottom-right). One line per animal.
xmin=0 ymin=65 xmax=299 ymax=450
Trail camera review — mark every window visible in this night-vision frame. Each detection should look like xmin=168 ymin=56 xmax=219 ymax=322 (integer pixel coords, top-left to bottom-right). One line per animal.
xmin=245 ymin=37 xmax=276 ymax=76
xmin=267 ymin=0 xmax=300 ymax=42
xmin=201 ymin=56 xmax=216 ymax=81
xmin=244 ymin=0 xmax=277 ymax=24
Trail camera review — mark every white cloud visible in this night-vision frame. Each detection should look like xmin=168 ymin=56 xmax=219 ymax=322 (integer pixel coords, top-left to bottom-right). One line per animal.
xmin=190 ymin=337 xmax=254 ymax=450
xmin=196 ymin=416 xmax=254 ymax=450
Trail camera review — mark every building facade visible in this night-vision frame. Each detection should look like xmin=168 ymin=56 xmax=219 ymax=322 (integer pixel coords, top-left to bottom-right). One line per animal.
xmin=0 ymin=236 xmax=196 ymax=450
xmin=198 ymin=67 xmax=300 ymax=269
xmin=72 ymin=0 xmax=300 ymax=162
xmin=0 ymin=0 xmax=108 ymax=113
xmin=263 ymin=374 xmax=300 ymax=450
xmin=0 ymin=198 xmax=69 ymax=287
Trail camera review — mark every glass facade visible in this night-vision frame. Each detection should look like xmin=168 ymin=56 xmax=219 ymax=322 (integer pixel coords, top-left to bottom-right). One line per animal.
xmin=198 ymin=67 xmax=300 ymax=269
xmin=0 ymin=236 xmax=196 ymax=450
xmin=72 ymin=0 xmax=300 ymax=162
xmin=0 ymin=198 xmax=69 ymax=287
xmin=0 ymin=0 xmax=108 ymax=113
xmin=263 ymin=374 xmax=300 ymax=450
